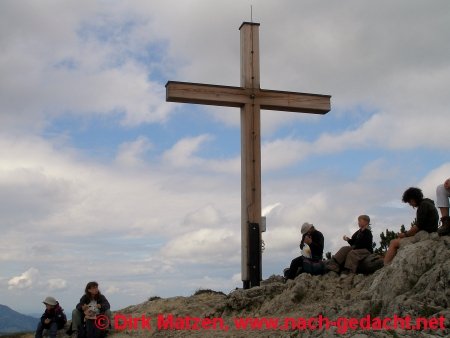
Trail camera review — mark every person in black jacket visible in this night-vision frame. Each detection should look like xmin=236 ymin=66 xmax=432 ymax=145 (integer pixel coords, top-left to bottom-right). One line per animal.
xmin=284 ymin=222 xmax=324 ymax=279
xmin=384 ymin=187 xmax=439 ymax=265
xmin=35 ymin=296 xmax=67 ymax=338
xmin=70 ymin=281 xmax=111 ymax=338
xmin=329 ymin=215 xmax=373 ymax=274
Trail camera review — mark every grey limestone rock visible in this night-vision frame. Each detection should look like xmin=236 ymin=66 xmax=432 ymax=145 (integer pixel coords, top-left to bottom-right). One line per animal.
xmin=108 ymin=232 xmax=449 ymax=337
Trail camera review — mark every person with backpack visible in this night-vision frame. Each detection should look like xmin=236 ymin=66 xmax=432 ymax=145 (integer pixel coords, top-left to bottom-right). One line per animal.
xmin=35 ymin=296 xmax=67 ymax=338
xmin=284 ymin=222 xmax=324 ymax=279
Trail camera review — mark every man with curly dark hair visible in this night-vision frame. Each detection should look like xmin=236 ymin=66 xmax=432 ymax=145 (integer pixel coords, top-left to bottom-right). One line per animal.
xmin=384 ymin=187 xmax=439 ymax=265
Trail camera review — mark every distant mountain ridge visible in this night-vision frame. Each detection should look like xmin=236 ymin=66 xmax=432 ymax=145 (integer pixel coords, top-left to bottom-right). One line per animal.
xmin=0 ymin=304 xmax=39 ymax=334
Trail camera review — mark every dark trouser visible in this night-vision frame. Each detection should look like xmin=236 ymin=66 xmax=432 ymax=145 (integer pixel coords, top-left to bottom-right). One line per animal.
xmin=333 ymin=246 xmax=353 ymax=266
xmin=71 ymin=309 xmax=112 ymax=332
xmin=85 ymin=319 xmax=97 ymax=338
xmin=285 ymin=256 xmax=304 ymax=279
xmin=333 ymin=246 xmax=371 ymax=273
xmin=35 ymin=321 xmax=58 ymax=338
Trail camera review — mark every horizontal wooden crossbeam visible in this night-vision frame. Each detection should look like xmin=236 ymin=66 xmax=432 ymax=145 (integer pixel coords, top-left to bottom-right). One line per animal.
xmin=166 ymin=81 xmax=331 ymax=114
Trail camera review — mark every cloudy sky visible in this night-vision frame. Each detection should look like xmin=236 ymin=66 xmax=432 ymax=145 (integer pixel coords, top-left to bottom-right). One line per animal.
xmin=1 ymin=0 xmax=449 ymax=315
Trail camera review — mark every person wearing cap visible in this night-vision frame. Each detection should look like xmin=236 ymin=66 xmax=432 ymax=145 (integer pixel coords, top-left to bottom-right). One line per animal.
xmin=384 ymin=187 xmax=439 ymax=265
xmin=284 ymin=222 xmax=324 ymax=280
xmin=35 ymin=296 xmax=67 ymax=338
xmin=300 ymin=222 xmax=324 ymax=260
xmin=328 ymin=215 xmax=374 ymax=274
xmin=436 ymin=178 xmax=450 ymax=236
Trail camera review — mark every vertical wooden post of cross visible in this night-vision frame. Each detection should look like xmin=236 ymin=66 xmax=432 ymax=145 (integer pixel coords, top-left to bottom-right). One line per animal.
xmin=165 ymin=22 xmax=331 ymax=289
xmin=240 ymin=22 xmax=262 ymax=288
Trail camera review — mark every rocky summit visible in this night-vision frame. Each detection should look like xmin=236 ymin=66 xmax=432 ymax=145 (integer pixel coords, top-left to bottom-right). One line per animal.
xmin=12 ymin=232 xmax=449 ymax=338
xmin=108 ymin=231 xmax=449 ymax=338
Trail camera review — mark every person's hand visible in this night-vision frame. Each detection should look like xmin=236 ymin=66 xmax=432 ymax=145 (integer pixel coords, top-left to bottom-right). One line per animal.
xmin=444 ymin=178 xmax=450 ymax=190
xmin=398 ymin=232 xmax=406 ymax=239
xmin=44 ymin=318 xmax=51 ymax=324
xmin=304 ymin=235 xmax=312 ymax=245
xmin=343 ymin=235 xmax=350 ymax=241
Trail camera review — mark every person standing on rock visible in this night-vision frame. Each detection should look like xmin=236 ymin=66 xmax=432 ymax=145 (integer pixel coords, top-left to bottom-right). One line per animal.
xmin=284 ymin=222 xmax=324 ymax=279
xmin=328 ymin=215 xmax=373 ymax=274
xmin=384 ymin=187 xmax=439 ymax=265
xmin=436 ymin=177 xmax=450 ymax=236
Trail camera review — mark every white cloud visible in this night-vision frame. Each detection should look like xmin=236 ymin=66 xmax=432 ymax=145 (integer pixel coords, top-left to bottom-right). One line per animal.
xmin=160 ymin=228 xmax=240 ymax=264
xmin=419 ymin=162 xmax=450 ymax=199
xmin=231 ymin=273 xmax=241 ymax=284
xmin=162 ymin=134 xmax=212 ymax=168
xmin=105 ymin=286 xmax=120 ymax=295
xmin=262 ymin=138 xmax=311 ymax=171
xmin=116 ymin=136 xmax=153 ymax=167
xmin=182 ymin=205 xmax=222 ymax=228
xmin=47 ymin=278 xmax=68 ymax=291
xmin=44 ymin=63 xmax=172 ymax=126
xmin=8 ymin=268 xmax=40 ymax=290
xmin=0 ymin=167 xmax=74 ymax=228
xmin=358 ymin=159 xmax=399 ymax=183
xmin=262 ymin=203 xmax=281 ymax=217
xmin=0 ymin=1 xmax=174 ymax=132
xmin=1 ymin=0 xmax=449 ymax=314
xmin=322 ymin=110 xmax=450 ymax=151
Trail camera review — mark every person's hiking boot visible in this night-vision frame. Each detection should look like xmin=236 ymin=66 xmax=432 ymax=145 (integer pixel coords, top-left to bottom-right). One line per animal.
xmin=438 ymin=216 xmax=450 ymax=236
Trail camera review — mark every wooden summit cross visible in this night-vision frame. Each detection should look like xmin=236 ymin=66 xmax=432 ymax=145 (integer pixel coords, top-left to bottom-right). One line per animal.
xmin=166 ymin=22 xmax=331 ymax=289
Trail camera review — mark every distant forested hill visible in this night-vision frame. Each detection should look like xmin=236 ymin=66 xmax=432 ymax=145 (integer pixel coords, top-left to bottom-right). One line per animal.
xmin=0 ymin=304 xmax=38 ymax=334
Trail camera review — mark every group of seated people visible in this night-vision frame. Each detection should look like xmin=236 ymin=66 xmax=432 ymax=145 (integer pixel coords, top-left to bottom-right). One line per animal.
xmin=34 ymin=180 xmax=450 ymax=337
xmin=283 ymin=214 xmax=374 ymax=279
xmin=284 ymin=180 xmax=450 ymax=280
xmin=35 ymin=281 xmax=111 ymax=338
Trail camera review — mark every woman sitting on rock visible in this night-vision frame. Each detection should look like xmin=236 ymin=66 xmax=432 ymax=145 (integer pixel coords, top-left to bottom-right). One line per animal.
xmin=328 ymin=215 xmax=373 ymax=274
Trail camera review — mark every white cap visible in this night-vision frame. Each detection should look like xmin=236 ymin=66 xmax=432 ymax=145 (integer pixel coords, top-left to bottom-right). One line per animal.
xmin=43 ymin=296 xmax=57 ymax=306
xmin=301 ymin=222 xmax=313 ymax=235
